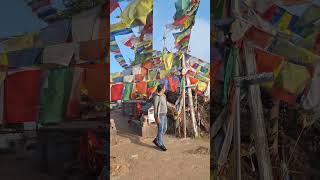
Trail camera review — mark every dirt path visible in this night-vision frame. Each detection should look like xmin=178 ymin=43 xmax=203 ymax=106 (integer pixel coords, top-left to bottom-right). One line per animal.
xmin=111 ymin=109 xmax=210 ymax=180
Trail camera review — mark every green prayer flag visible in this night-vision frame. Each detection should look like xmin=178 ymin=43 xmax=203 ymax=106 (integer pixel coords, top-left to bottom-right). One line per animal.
xmin=223 ymin=47 xmax=236 ymax=105
xmin=148 ymin=70 xmax=157 ymax=80
xmin=123 ymin=83 xmax=133 ymax=101
xmin=174 ymin=0 xmax=192 ymax=20
xmin=147 ymin=81 xmax=160 ymax=87
xmin=40 ymin=68 xmax=74 ymax=125
xmin=296 ymin=5 xmax=320 ymax=27
xmin=273 ymin=39 xmax=320 ymax=65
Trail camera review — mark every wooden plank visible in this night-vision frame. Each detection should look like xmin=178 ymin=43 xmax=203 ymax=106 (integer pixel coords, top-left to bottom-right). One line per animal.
xmin=244 ymin=41 xmax=273 ymax=180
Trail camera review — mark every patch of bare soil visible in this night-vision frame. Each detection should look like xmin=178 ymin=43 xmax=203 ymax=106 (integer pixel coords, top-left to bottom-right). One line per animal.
xmin=185 ymin=146 xmax=210 ymax=155
xmin=110 ymin=156 xmax=130 ymax=177
xmin=110 ymin=110 xmax=210 ymax=180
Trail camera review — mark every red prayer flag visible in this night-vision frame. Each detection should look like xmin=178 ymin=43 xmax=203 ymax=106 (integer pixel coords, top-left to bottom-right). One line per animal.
xmin=4 ymin=70 xmax=42 ymax=123
xmin=110 ymin=0 xmax=120 ymax=13
xmin=173 ymin=15 xmax=189 ymax=26
xmin=136 ymin=81 xmax=147 ymax=95
xmin=111 ymin=83 xmax=124 ymax=101
xmin=31 ymin=0 xmax=51 ymax=12
xmin=168 ymin=76 xmax=179 ymax=92
xmin=175 ymin=34 xmax=191 ymax=47
xmin=262 ymin=4 xmax=278 ymax=21
xmin=254 ymin=48 xmax=284 ymax=73
xmin=80 ymin=64 xmax=108 ymax=102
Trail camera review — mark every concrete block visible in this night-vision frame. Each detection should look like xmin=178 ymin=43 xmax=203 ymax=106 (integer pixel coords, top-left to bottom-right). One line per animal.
xmin=130 ymin=120 xmax=157 ymax=138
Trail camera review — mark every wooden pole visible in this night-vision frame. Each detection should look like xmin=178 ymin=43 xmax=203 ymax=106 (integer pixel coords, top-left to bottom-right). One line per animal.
xmin=232 ymin=2 xmax=241 ymax=178
xmin=186 ymin=75 xmax=198 ymax=137
xmin=234 ymin=49 xmax=241 ymax=180
xmin=243 ymin=41 xmax=273 ymax=180
xmin=182 ymin=53 xmax=187 ymax=138
xmin=218 ymin=100 xmax=235 ymax=165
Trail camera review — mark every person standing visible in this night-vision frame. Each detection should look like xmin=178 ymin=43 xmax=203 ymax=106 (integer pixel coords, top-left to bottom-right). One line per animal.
xmin=152 ymin=84 xmax=168 ymax=151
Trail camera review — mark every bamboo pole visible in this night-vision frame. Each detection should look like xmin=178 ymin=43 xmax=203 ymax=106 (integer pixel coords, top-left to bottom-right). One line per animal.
xmin=243 ymin=41 xmax=273 ymax=180
xmin=232 ymin=1 xmax=242 ymax=178
xmin=234 ymin=49 xmax=241 ymax=180
xmin=186 ymin=75 xmax=198 ymax=137
xmin=182 ymin=53 xmax=187 ymax=138
xmin=218 ymin=101 xmax=235 ymax=165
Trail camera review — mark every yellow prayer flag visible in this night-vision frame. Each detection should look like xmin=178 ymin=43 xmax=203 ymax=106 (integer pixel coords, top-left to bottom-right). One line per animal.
xmin=4 ymin=33 xmax=34 ymax=52
xmin=160 ymin=69 xmax=170 ymax=79
xmin=119 ymin=0 xmax=153 ymax=27
xmin=110 ymin=22 xmax=129 ymax=32
xmin=261 ymin=61 xmax=284 ymax=89
xmin=181 ymin=15 xmax=195 ymax=30
xmin=197 ymin=81 xmax=207 ymax=92
xmin=0 ymin=53 xmax=8 ymax=66
xmin=162 ymin=53 xmax=174 ymax=71
xmin=281 ymin=62 xmax=311 ymax=94
xmin=0 ymin=72 xmax=6 ymax=86
xmin=277 ymin=12 xmax=292 ymax=35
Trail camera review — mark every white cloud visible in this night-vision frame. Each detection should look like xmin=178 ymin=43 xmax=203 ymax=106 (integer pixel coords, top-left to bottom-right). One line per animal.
xmin=189 ymin=18 xmax=210 ymax=62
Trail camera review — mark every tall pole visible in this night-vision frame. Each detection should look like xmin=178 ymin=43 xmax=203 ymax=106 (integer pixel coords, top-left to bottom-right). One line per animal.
xmin=234 ymin=49 xmax=241 ymax=180
xmin=182 ymin=53 xmax=187 ymax=138
xmin=232 ymin=1 xmax=241 ymax=179
xmin=244 ymin=42 xmax=273 ymax=180
xmin=186 ymin=75 xmax=198 ymax=137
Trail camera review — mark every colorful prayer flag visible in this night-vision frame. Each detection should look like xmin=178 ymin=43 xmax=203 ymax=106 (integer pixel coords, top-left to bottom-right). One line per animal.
xmin=119 ymin=0 xmax=153 ymax=27
xmin=110 ymin=0 xmax=120 ymax=13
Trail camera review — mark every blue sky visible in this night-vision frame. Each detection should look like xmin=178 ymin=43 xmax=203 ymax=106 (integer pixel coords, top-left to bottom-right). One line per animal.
xmin=110 ymin=0 xmax=210 ymax=73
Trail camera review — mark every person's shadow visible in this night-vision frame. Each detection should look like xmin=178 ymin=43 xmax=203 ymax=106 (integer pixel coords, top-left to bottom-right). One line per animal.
xmin=117 ymin=131 xmax=161 ymax=151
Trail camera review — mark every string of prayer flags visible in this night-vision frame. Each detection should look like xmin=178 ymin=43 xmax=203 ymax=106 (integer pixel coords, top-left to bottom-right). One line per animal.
xmin=173 ymin=28 xmax=192 ymax=46
xmin=174 ymin=0 xmax=191 ymax=20
xmin=185 ymin=0 xmax=200 ymax=16
xmin=110 ymin=27 xmax=133 ymax=37
xmin=122 ymin=34 xmax=138 ymax=49
xmin=110 ymin=38 xmax=129 ymax=68
xmin=261 ymin=4 xmax=315 ymax=38
xmin=24 ymin=0 xmax=58 ymax=22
